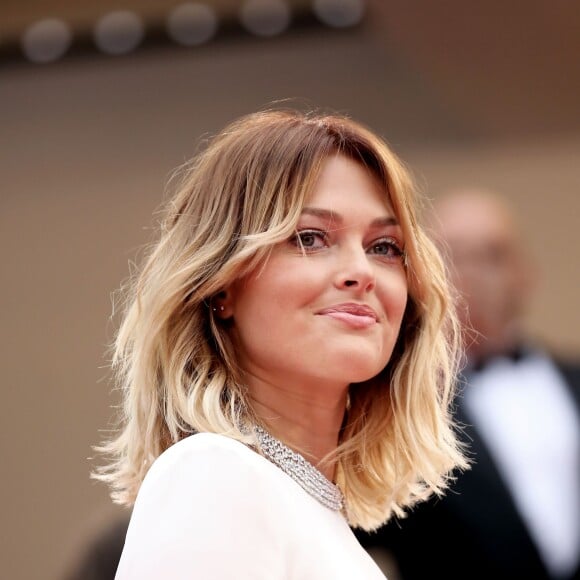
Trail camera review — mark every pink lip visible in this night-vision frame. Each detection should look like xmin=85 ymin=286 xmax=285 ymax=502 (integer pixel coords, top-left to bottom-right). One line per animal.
xmin=317 ymin=303 xmax=378 ymax=329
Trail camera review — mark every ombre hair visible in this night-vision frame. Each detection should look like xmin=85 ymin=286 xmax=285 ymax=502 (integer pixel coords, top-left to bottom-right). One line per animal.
xmin=96 ymin=109 xmax=467 ymax=531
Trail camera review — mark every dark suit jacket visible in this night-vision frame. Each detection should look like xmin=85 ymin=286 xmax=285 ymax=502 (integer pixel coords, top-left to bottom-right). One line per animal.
xmin=355 ymin=357 xmax=580 ymax=580
xmin=64 ymin=516 xmax=130 ymax=580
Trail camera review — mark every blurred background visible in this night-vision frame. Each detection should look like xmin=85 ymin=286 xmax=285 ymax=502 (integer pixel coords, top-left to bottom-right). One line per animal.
xmin=1 ymin=1 xmax=579 ymax=578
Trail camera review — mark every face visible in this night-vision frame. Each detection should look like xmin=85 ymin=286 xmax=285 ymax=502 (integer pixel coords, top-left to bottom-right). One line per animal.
xmin=432 ymin=193 xmax=531 ymax=356
xmin=224 ymin=154 xmax=408 ymax=396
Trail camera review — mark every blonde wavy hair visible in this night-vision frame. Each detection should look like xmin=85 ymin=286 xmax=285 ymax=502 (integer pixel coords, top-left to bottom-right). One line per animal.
xmin=96 ymin=109 xmax=467 ymax=531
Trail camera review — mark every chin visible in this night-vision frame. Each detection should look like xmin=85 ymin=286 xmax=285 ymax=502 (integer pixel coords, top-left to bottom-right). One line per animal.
xmin=325 ymin=355 xmax=387 ymax=384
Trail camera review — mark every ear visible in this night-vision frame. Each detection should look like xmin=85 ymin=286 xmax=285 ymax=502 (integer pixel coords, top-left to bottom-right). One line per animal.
xmin=211 ymin=290 xmax=234 ymax=319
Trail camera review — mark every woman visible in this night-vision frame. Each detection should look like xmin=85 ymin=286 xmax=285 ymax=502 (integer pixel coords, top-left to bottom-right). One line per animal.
xmin=98 ymin=109 xmax=467 ymax=578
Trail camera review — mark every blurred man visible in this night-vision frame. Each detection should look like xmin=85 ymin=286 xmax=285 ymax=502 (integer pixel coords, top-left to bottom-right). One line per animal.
xmin=356 ymin=189 xmax=580 ymax=580
xmin=63 ymin=516 xmax=129 ymax=580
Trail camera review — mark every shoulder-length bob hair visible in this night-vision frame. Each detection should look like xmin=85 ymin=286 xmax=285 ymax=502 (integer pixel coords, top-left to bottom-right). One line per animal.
xmin=97 ymin=109 xmax=467 ymax=531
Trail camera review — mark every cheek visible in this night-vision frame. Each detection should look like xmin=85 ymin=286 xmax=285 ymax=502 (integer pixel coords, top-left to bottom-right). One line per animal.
xmin=232 ymin=280 xmax=274 ymax=332
xmin=237 ymin=256 xmax=324 ymax=315
xmin=229 ymin=292 xmax=276 ymax=367
xmin=381 ymin=273 xmax=409 ymax=326
xmin=229 ymin=268 xmax=303 ymax=348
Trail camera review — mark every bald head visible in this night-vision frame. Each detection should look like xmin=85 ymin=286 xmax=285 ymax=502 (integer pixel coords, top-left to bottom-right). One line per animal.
xmin=432 ymin=190 xmax=519 ymax=250
xmin=429 ymin=189 xmax=534 ymax=360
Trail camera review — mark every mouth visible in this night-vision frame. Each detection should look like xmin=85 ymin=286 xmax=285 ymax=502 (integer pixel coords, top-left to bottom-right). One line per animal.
xmin=316 ymin=303 xmax=378 ymax=329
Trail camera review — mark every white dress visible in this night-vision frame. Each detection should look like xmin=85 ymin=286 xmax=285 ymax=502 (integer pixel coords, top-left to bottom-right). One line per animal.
xmin=115 ymin=433 xmax=386 ymax=579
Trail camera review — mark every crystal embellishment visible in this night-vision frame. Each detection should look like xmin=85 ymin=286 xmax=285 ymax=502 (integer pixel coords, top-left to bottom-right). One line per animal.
xmin=254 ymin=426 xmax=345 ymax=512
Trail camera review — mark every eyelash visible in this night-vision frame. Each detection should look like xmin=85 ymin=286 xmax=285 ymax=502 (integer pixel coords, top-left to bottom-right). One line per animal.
xmin=290 ymin=229 xmax=404 ymax=260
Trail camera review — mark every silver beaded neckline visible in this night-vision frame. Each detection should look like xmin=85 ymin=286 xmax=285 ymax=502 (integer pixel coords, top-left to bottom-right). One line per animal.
xmin=254 ymin=426 xmax=345 ymax=512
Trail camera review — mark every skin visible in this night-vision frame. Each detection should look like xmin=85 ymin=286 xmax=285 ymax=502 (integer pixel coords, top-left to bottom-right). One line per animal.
xmin=429 ymin=190 xmax=534 ymax=362
xmin=219 ymin=155 xmax=409 ymax=480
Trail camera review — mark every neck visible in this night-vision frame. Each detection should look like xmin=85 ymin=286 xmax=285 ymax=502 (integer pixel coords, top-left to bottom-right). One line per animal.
xmin=473 ymin=320 xmax=524 ymax=356
xmin=467 ymin=332 xmax=529 ymax=372
xmin=246 ymin=374 xmax=348 ymax=481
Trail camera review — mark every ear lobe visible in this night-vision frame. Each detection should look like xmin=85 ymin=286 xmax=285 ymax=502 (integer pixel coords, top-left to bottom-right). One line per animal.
xmin=212 ymin=290 xmax=234 ymax=319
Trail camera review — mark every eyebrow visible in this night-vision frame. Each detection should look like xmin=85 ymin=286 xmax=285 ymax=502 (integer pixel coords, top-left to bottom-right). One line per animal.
xmin=300 ymin=207 xmax=400 ymax=227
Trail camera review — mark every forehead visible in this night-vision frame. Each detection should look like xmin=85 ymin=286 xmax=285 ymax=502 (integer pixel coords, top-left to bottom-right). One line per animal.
xmin=434 ymin=196 xmax=516 ymax=247
xmin=304 ymin=154 xmax=395 ymax=216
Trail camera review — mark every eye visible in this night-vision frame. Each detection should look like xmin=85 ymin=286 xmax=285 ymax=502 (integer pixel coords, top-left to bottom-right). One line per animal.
xmin=367 ymin=237 xmax=404 ymax=260
xmin=290 ymin=229 xmax=328 ymax=251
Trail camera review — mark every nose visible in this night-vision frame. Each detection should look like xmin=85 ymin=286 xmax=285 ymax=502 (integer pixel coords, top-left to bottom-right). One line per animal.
xmin=334 ymin=244 xmax=375 ymax=292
